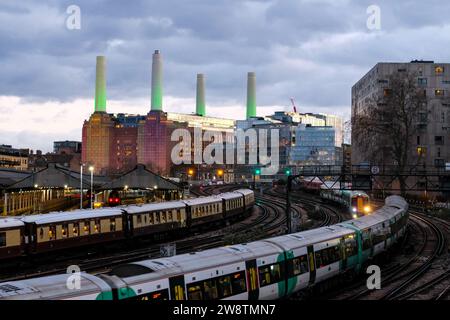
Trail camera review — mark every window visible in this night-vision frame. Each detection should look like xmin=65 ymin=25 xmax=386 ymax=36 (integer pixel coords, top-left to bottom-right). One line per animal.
xmin=110 ymin=219 xmax=116 ymax=232
xmin=83 ymin=221 xmax=90 ymax=234
xmin=435 ymin=89 xmax=444 ymax=96
xmin=137 ymin=215 xmax=142 ymax=224
xmin=186 ymin=271 xmax=246 ymax=300
xmin=344 ymin=235 xmax=358 ymax=257
xmin=417 ymin=147 xmax=426 ymax=156
xmin=435 ymin=136 xmax=444 ymax=145
xmin=435 ymin=66 xmax=444 ymax=74
xmin=362 ymin=230 xmax=372 ymax=250
xmin=48 ymin=225 xmax=56 ymax=240
xmin=288 ymin=255 xmax=309 ymax=277
xmin=187 ymin=285 xmax=203 ymax=300
xmin=177 ymin=209 xmax=181 ymax=221
xmin=438 ymin=147 xmax=441 ymax=158
xmin=168 ymin=212 xmax=172 ymax=221
xmin=73 ymin=223 xmax=79 ymax=236
xmin=39 ymin=228 xmax=44 ymax=239
xmin=94 ymin=220 xmax=101 ymax=233
xmin=383 ymin=89 xmax=392 ymax=96
xmin=417 ymin=78 xmax=427 ymax=86
xmin=258 ymin=263 xmax=283 ymax=287
xmin=314 ymin=245 xmax=341 ymax=268
xmin=417 ymin=136 xmax=420 ymax=145
xmin=61 ymin=224 xmax=68 ymax=238
xmin=0 ymin=232 xmax=6 ymax=247
xmin=435 ymin=159 xmax=445 ymax=167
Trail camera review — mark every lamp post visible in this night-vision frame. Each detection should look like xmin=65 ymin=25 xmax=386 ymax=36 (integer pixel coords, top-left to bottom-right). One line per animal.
xmin=89 ymin=166 xmax=94 ymax=209
xmin=80 ymin=164 xmax=83 ymax=209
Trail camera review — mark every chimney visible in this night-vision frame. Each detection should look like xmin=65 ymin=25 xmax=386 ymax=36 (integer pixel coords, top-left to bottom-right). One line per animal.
xmin=94 ymin=56 xmax=106 ymax=113
xmin=196 ymin=74 xmax=205 ymax=116
xmin=246 ymin=72 xmax=256 ymax=119
xmin=151 ymin=50 xmax=163 ymax=111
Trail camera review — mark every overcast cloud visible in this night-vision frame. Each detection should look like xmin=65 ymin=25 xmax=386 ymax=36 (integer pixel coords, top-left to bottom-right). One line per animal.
xmin=1 ymin=0 xmax=450 ymax=152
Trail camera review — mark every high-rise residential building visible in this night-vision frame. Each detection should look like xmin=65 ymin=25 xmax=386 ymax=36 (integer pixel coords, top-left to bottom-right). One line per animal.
xmin=351 ymin=61 xmax=450 ymax=168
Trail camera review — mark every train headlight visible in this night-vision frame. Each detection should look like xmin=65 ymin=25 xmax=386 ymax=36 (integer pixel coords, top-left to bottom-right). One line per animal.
xmin=364 ymin=206 xmax=371 ymax=213
xmin=352 ymin=207 xmax=357 ymax=212
xmin=352 ymin=214 xmax=357 ymax=219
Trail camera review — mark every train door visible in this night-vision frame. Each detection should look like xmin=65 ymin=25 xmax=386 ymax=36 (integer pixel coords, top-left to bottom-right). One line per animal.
xmin=307 ymin=245 xmax=316 ymax=284
xmin=245 ymin=259 xmax=259 ymax=300
xmin=169 ymin=275 xmax=186 ymax=300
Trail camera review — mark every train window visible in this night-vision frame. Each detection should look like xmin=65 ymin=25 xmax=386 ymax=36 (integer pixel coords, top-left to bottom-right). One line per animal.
xmin=218 ymin=276 xmax=232 ymax=298
xmin=315 ymin=246 xmax=341 ymax=268
xmin=39 ymin=228 xmax=44 ymax=239
xmin=73 ymin=223 xmax=79 ymax=236
xmin=289 ymin=255 xmax=309 ymax=277
xmin=137 ymin=215 xmax=142 ymax=225
xmin=110 ymin=219 xmax=116 ymax=232
xmin=83 ymin=222 xmax=90 ymax=235
xmin=48 ymin=225 xmax=56 ymax=240
xmin=155 ymin=213 xmax=160 ymax=223
xmin=203 ymin=280 xmax=218 ymax=300
xmin=0 ymin=232 xmax=6 ymax=247
xmin=187 ymin=285 xmax=203 ymax=300
xmin=61 ymin=224 xmax=68 ymax=238
xmin=168 ymin=211 xmax=172 ymax=221
xmin=94 ymin=220 xmax=101 ymax=233
xmin=258 ymin=263 xmax=283 ymax=287
xmin=362 ymin=230 xmax=372 ymax=250
xmin=177 ymin=209 xmax=181 ymax=221
xmin=149 ymin=214 xmax=153 ymax=224
xmin=162 ymin=212 xmax=166 ymax=223
xmin=231 ymin=272 xmax=246 ymax=294
xmin=133 ymin=289 xmax=169 ymax=300
xmin=144 ymin=215 xmax=147 ymax=224
xmin=344 ymin=235 xmax=357 ymax=257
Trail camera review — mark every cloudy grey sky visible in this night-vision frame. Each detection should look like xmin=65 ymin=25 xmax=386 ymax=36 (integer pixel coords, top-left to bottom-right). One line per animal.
xmin=1 ymin=0 xmax=450 ymax=152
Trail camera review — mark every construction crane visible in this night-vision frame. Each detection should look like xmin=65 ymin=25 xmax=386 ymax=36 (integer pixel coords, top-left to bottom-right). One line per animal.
xmin=290 ymin=97 xmax=298 ymax=113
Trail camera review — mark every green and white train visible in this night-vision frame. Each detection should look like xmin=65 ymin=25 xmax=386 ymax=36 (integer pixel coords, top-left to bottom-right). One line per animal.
xmin=0 ymin=194 xmax=408 ymax=300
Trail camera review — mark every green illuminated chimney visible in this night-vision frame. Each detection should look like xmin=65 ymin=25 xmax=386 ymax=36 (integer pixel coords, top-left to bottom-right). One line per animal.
xmin=151 ymin=50 xmax=163 ymax=111
xmin=196 ymin=73 xmax=205 ymax=116
xmin=94 ymin=56 xmax=106 ymax=113
xmin=246 ymin=72 xmax=256 ymax=119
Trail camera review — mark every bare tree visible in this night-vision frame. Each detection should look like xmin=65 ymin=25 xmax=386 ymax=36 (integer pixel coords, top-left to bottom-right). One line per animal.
xmin=352 ymin=71 xmax=427 ymax=195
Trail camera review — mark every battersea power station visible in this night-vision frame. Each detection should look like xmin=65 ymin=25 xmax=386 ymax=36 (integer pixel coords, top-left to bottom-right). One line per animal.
xmin=82 ymin=50 xmax=256 ymax=176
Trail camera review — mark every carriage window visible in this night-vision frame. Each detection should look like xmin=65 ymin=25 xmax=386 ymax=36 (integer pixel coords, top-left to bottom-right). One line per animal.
xmin=61 ymin=224 xmax=68 ymax=238
xmin=110 ymin=219 xmax=116 ymax=232
xmin=177 ymin=209 xmax=181 ymax=221
xmin=83 ymin=222 xmax=90 ymax=234
xmin=39 ymin=228 xmax=44 ymax=239
xmin=187 ymin=285 xmax=203 ymax=300
xmin=161 ymin=212 xmax=166 ymax=222
xmin=94 ymin=220 xmax=101 ymax=233
xmin=168 ymin=211 xmax=172 ymax=221
xmin=48 ymin=225 xmax=56 ymax=240
xmin=155 ymin=213 xmax=160 ymax=223
xmin=73 ymin=223 xmax=79 ymax=236
xmin=315 ymin=245 xmax=341 ymax=268
xmin=203 ymin=280 xmax=218 ymax=300
xmin=144 ymin=215 xmax=147 ymax=224
xmin=258 ymin=263 xmax=283 ymax=287
xmin=218 ymin=276 xmax=232 ymax=298
xmin=289 ymin=255 xmax=309 ymax=276
xmin=137 ymin=215 xmax=142 ymax=224
xmin=344 ymin=235 xmax=357 ymax=257
xmin=231 ymin=272 xmax=246 ymax=294
xmin=149 ymin=213 xmax=154 ymax=224
xmin=0 ymin=232 xmax=6 ymax=247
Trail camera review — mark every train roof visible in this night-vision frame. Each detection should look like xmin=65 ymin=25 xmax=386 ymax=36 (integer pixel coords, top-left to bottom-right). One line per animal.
xmin=20 ymin=207 xmax=123 ymax=225
xmin=124 ymin=201 xmax=186 ymax=214
xmin=0 ymin=273 xmax=111 ymax=300
xmin=0 ymin=217 xmax=24 ymax=229
xmin=218 ymin=192 xmax=243 ymax=200
xmin=108 ymin=241 xmax=282 ymax=283
xmin=182 ymin=195 xmax=222 ymax=206
xmin=264 ymin=224 xmax=354 ymax=250
xmin=233 ymin=188 xmax=253 ymax=196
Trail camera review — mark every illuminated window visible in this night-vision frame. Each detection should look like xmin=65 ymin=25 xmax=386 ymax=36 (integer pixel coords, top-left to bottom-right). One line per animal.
xmin=435 ymin=89 xmax=444 ymax=96
xmin=62 ymin=224 xmax=68 ymax=238
xmin=417 ymin=78 xmax=427 ymax=86
xmin=84 ymin=221 xmax=90 ymax=234
xmin=39 ymin=228 xmax=44 ymax=239
xmin=110 ymin=219 xmax=116 ymax=232
xmin=435 ymin=66 xmax=444 ymax=74
xmin=383 ymin=89 xmax=392 ymax=97
xmin=94 ymin=220 xmax=100 ymax=233
xmin=73 ymin=223 xmax=79 ymax=236
xmin=48 ymin=226 xmax=56 ymax=240
xmin=417 ymin=147 xmax=427 ymax=156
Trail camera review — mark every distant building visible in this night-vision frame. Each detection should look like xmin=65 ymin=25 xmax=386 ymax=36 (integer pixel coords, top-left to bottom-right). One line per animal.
xmin=53 ymin=141 xmax=81 ymax=154
xmin=291 ymin=124 xmax=342 ymax=165
xmin=0 ymin=145 xmax=29 ymax=170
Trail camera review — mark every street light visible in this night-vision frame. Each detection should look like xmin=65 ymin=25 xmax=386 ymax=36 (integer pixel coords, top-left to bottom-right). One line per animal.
xmin=89 ymin=166 xmax=94 ymax=209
